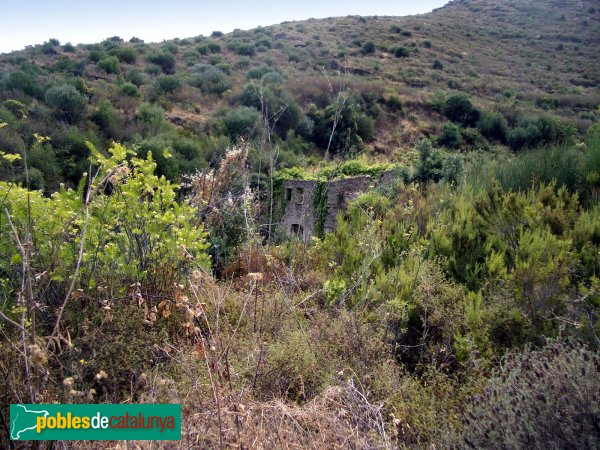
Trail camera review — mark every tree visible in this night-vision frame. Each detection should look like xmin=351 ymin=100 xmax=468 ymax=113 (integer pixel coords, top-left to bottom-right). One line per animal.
xmin=443 ymin=93 xmax=480 ymax=127
xmin=45 ymin=84 xmax=87 ymax=124
xmin=98 ymin=55 xmax=120 ymax=74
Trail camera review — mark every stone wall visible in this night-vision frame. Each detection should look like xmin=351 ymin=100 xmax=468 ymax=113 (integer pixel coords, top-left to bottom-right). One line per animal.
xmin=281 ymin=179 xmax=317 ymax=240
xmin=282 ymin=170 xmax=397 ymax=239
xmin=323 ymin=176 xmax=373 ymax=233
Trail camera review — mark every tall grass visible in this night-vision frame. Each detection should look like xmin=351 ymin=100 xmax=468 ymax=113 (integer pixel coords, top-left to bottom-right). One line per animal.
xmin=584 ymin=131 xmax=600 ymax=205
xmin=494 ymin=144 xmax=585 ymax=193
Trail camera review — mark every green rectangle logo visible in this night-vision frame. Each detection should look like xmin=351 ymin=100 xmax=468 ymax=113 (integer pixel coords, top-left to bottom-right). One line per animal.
xmin=10 ymin=404 xmax=181 ymax=441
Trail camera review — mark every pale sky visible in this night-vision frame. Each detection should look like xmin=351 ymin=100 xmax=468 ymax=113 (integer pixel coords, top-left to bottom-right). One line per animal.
xmin=0 ymin=0 xmax=448 ymax=53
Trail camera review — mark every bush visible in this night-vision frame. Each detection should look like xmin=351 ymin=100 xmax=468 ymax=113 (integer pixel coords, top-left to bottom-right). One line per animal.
xmin=88 ymin=49 xmax=104 ymax=63
xmin=3 ymin=99 xmax=28 ymax=118
xmin=51 ymin=57 xmax=85 ymax=76
xmin=3 ymin=71 xmax=43 ymax=98
xmin=508 ymin=115 xmax=575 ymax=151
xmin=147 ymin=51 xmax=176 ymax=74
xmin=45 ymin=84 xmax=87 ymax=123
xmin=477 ymin=110 xmax=508 ymax=143
xmin=438 ymin=122 xmax=462 ymax=149
xmin=495 ymin=144 xmax=585 ymax=193
xmin=308 ymin=96 xmax=375 ymax=155
xmin=413 ymin=138 xmax=463 ymax=183
xmin=221 ymin=106 xmax=261 ymax=140
xmin=41 ymin=41 xmax=58 ymax=55
xmin=0 ymin=143 xmax=210 ymax=355
xmin=136 ymin=102 xmax=166 ymax=134
xmin=443 ymin=93 xmax=480 ymax=127
xmin=119 ymin=82 xmax=139 ymax=97
xmin=386 ymin=94 xmax=403 ymax=112
xmin=90 ymin=101 xmax=123 ymax=139
xmin=196 ymin=44 xmax=210 ymax=55
xmin=126 ymin=69 xmax=146 ymax=86
xmin=98 ymin=55 xmax=120 ymax=74
xmin=189 ymin=65 xmax=231 ymax=95
xmin=63 ymin=42 xmax=76 ymax=52
xmin=448 ymin=341 xmax=600 ymax=449
xmin=154 ymin=75 xmax=182 ymax=94
xmin=361 ymin=41 xmax=376 ymax=54
xmin=207 ymin=41 xmax=221 ymax=53
xmin=116 ymin=46 xmax=137 ymax=64
xmin=238 ymin=83 xmax=302 ymax=138
xmin=392 ymin=46 xmax=410 ymax=58
xmin=229 ymin=41 xmax=256 ymax=56
xmin=246 ymin=64 xmax=277 ymax=80
xmin=432 ymin=59 xmax=443 ymax=70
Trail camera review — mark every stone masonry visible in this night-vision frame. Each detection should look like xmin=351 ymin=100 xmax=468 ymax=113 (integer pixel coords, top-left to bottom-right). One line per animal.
xmin=281 ymin=171 xmax=395 ymax=240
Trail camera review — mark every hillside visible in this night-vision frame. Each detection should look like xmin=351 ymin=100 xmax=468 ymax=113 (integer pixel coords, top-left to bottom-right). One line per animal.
xmin=0 ymin=0 xmax=599 ymax=192
xmin=1 ymin=1 xmax=600 ymax=448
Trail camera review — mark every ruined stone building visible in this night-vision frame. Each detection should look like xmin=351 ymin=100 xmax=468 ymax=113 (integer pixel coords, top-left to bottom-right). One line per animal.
xmin=281 ymin=171 xmax=395 ymax=240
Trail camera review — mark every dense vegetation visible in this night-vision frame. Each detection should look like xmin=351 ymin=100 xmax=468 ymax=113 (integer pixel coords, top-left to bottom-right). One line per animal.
xmin=1 ymin=0 xmax=599 ymax=448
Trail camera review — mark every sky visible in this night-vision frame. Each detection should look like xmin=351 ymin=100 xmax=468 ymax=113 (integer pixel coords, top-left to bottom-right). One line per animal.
xmin=0 ymin=0 xmax=449 ymax=54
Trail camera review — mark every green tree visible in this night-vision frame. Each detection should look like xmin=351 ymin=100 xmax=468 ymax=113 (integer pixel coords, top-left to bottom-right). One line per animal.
xmin=45 ymin=84 xmax=87 ymax=124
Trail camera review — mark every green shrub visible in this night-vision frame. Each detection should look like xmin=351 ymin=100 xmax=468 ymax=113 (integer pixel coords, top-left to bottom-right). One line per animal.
xmin=207 ymin=41 xmax=221 ymax=53
xmin=0 ymin=143 xmax=210 ymax=337
xmin=221 ymin=106 xmax=261 ymax=139
xmin=386 ymin=94 xmax=403 ymax=112
xmin=52 ymin=57 xmax=85 ymax=76
xmin=196 ymin=44 xmax=209 ymax=55
xmin=126 ymin=69 xmax=146 ymax=86
xmin=443 ymin=93 xmax=480 ymax=127
xmin=413 ymin=138 xmax=463 ymax=184
xmin=392 ymin=46 xmax=410 ymax=58
xmin=208 ymin=54 xmax=222 ymax=65
xmin=88 ymin=49 xmax=105 ymax=63
xmin=362 ymin=41 xmax=376 ymax=54
xmin=584 ymin=127 xmax=600 ymax=194
xmin=432 ymin=59 xmax=443 ymax=70
xmin=308 ymin=97 xmax=375 ymax=155
xmin=3 ymin=99 xmax=28 ymax=118
xmin=98 ymin=55 xmax=120 ymax=74
xmin=438 ymin=122 xmax=462 ymax=149
xmin=115 ymin=46 xmax=137 ymax=64
xmin=147 ymin=51 xmax=176 ymax=73
xmin=189 ymin=65 xmax=231 ymax=95
xmin=136 ymin=102 xmax=166 ymax=135
xmin=496 ymin=144 xmax=585 ymax=193
xmin=477 ymin=110 xmax=508 ymax=143
xmin=256 ymin=37 xmax=272 ymax=49
xmin=228 ymin=41 xmax=256 ymax=56
xmin=63 ymin=42 xmax=76 ymax=53
xmin=238 ymin=83 xmax=302 ymax=138
xmin=119 ymin=82 xmax=139 ymax=97
xmin=45 ymin=84 xmax=87 ymax=123
xmin=41 ymin=41 xmax=58 ymax=55
xmin=259 ymin=329 xmax=323 ymax=401
xmin=3 ymin=71 xmax=43 ymax=98
xmin=145 ymin=63 xmax=162 ymax=75
xmin=508 ymin=115 xmax=576 ymax=151
xmin=90 ymin=101 xmax=123 ymax=138
xmin=25 ymin=167 xmax=45 ymax=190
xmin=246 ymin=64 xmax=276 ymax=80
xmin=154 ymin=75 xmax=182 ymax=94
